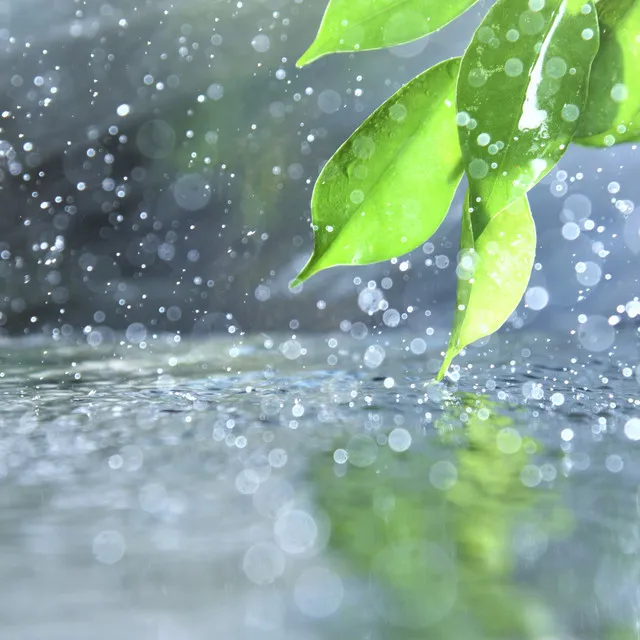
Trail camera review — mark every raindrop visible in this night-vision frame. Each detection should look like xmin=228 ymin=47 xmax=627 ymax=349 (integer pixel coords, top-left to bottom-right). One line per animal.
xmin=274 ymin=509 xmax=318 ymax=555
xmin=363 ymin=344 xmax=386 ymax=368
xmin=615 ymin=199 xmax=634 ymax=215
xmin=126 ymin=322 xmax=147 ymax=344
xmin=280 ymin=340 xmax=303 ymax=360
xmin=251 ymin=34 xmax=270 ymax=53
xmin=236 ymin=470 xmax=261 ymax=495
xmin=206 ymin=83 xmax=224 ymax=100
xmin=519 ymin=11 xmax=545 ymax=35
xmin=456 ymin=112 xmax=470 ymax=127
xmin=562 ymin=194 xmax=592 ymax=222
xmin=578 ymin=315 xmax=615 ymax=352
xmin=410 ymin=338 xmax=427 ymax=354
xmin=429 ymin=461 xmax=457 ymax=490
xmin=504 ymin=58 xmax=524 ymax=77
xmin=347 ymin=434 xmax=378 ymax=467
xmin=561 ymin=104 xmax=580 ymax=123
xmin=496 ymin=427 xmax=522 ymax=454
xmin=545 ymin=57 xmax=568 ymax=78
xmin=521 ymin=465 xmax=542 ymax=487
xmin=242 ymin=542 xmax=285 ymax=585
xmin=350 ymin=189 xmax=364 ymax=204
xmin=318 ymin=89 xmax=342 ymax=114
xmin=611 ymin=83 xmax=628 ymax=103
xmin=607 ymin=181 xmax=620 ymax=194
xmin=468 ymin=159 xmax=489 ymax=179
xmin=525 ymin=286 xmax=549 ymax=310
xmin=575 ymin=261 xmax=601 ymax=287
xmin=468 ymin=68 xmax=488 ymax=88
xmin=382 ymin=308 xmax=400 ymax=327
xmin=605 ymin=455 xmax=623 ymax=473
xmin=173 ymin=174 xmax=212 ymax=211
xmin=92 ymin=530 xmax=126 ymax=564
xmin=624 ymin=418 xmax=640 ymax=441
xmin=562 ymin=221 xmax=580 ymax=240
xmin=294 ymin=566 xmax=343 ymax=618
xmin=389 ymin=103 xmax=407 ymax=122
xmin=255 ymin=284 xmax=271 ymax=302
xmin=268 ymin=449 xmax=288 ymax=469
xmin=333 ymin=449 xmax=348 ymax=464
xmin=388 ymin=428 xmax=412 ymax=452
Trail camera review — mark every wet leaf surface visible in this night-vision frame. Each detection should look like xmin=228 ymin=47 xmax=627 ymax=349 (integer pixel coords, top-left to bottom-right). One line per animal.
xmin=457 ymin=0 xmax=599 ymax=230
xmin=297 ymin=0 xmax=479 ymax=66
xmin=292 ymin=58 xmax=463 ymax=287
xmin=439 ymin=194 xmax=536 ymax=380
xmin=575 ymin=0 xmax=640 ymax=145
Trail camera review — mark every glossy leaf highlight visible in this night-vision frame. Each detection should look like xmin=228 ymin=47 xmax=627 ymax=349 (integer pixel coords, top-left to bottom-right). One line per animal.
xmin=297 ymin=0 xmax=479 ymax=67
xmin=437 ymin=194 xmax=536 ymax=380
xmin=457 ymin=0 xmax=599 ymax=231
xmin=291 ymin=58 xmax=463 ymax=288
xmin=574 ymin=0 xmax=640 ymax=145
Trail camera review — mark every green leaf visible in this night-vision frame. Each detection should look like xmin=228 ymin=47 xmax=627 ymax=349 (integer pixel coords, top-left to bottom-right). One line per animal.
xmin=574 ymin=0 xmax=640 ymax=145
xmin=437 ymin=194 xmax=536 ymax=380
xmin=457 ymin=0 xmax=599 ymax=231
xmin=575 ymin=110 xmax=640 ymax=146
xmin=291 ymin=57 xmax=464 ymax=288
xmin=595 ymin=0 xmax=636 ymax=29
xmin=297 ymin=0 xmax=479 ymax=67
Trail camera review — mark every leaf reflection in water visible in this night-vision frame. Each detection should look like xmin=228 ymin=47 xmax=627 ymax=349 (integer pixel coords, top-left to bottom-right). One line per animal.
xmin=310 ymin=393 xmax=573 ymax=639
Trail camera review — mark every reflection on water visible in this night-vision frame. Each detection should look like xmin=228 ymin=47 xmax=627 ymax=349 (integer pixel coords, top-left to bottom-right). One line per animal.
xmin=0 ymin=332 xmax=639 ymax=639
xmin=312 ymin=394 xmax=571 ymax=639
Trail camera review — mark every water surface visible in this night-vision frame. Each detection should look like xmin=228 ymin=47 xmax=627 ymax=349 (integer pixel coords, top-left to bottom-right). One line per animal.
xmin=1 ymin=330 xmax=639 ymax=639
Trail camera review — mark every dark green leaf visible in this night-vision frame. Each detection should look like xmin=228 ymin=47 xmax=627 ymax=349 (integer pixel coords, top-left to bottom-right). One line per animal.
xmin=595 ymin=0 xmax=636 ymax=29
xmin=574 ymin=0 xmax=640 ymax=145
xmin=457 ymin=0 xmax=599 ymax=231
xmin=291 ymin=58 xmax=463 ymax=288
xmin=297 ymin=0 xmax=479 ymax=67
xmin=575 ymin=111 xmax=640 ymax=146
xmin=437 ymin=194 xmax=536 ymax=380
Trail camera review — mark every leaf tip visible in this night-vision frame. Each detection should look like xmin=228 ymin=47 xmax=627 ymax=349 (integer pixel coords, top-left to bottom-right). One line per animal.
xmin=436 ymin=347 xmax=457 ymax=382
xmin=289 ymin=252 xmax=321 ymax=290
xmin=296 ymin=45 xmax=318 ymax=68
xmin=288 ymin=276 xmax=303 ymax=290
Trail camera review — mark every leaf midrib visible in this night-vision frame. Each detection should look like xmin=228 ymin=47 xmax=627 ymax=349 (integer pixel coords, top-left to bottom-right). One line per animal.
xmin=481 ymin=0 xmax=565 ymax=219
xmin=467 ymin=0 xmax=591 ymax=227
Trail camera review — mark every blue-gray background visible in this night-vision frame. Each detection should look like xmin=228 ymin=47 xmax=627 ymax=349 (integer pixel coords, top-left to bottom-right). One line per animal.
xmin=1 ymin=0 xmax=638 ymax=342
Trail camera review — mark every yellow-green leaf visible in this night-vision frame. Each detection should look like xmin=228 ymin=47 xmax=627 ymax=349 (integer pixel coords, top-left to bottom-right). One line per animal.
xmin=438 ymin=194 xmax=536 ymax=380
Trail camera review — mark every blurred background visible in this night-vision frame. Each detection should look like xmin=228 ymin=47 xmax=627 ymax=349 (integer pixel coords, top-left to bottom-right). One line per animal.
xmin=2 ymin=5 xmax=640 ymax=640
xmin=1 ymin=0 xmax=639 ymax=342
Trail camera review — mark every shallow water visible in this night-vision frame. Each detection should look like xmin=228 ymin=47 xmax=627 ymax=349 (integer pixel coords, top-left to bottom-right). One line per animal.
xmin=1 ymin=329 xmax=640 ymax=640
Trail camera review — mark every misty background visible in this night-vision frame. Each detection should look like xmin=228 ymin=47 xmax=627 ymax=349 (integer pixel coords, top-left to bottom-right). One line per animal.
xmin=1 ymin=0 xmax=638 ymax=346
